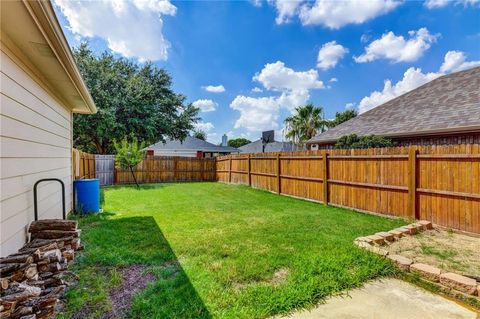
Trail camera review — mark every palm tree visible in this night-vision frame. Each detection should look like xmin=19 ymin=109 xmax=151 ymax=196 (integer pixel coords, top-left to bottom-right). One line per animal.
xmin=284 ymin=104 xmax=327 ymax=147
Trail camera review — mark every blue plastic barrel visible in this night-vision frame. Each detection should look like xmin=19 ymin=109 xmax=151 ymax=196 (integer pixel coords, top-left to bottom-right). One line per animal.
xmin=73 ymin=179 xmax=100 ymax=213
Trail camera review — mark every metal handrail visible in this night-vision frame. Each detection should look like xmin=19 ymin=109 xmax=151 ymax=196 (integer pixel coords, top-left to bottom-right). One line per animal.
xmin=33 ymin=178 xmax=66 ymax=221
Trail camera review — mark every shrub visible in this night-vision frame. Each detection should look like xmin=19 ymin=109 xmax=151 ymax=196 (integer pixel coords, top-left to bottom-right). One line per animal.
xmin=113 ymin=137 xmax=146 ymax=188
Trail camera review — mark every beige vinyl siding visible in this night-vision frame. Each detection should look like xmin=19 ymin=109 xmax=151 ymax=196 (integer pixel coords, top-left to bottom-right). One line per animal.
xmin=0 ymin=46 xmax=73 ymax=257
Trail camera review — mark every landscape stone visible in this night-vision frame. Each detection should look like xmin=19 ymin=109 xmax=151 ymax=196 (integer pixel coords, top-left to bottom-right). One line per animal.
xmin=355 ymin=237 xmax=373 ymax=244
xmin=401 ymin=225 xmax=418 ymax=235
xmin=418 ymin=220 xmax=433 ymax=230
xmin=387 ymin=255 xmax=412 ymax=271
xmin=388 ymin=229 xmax=403 ymax=239
xmin=366 ymin=234 xmax=386 ymax=245
xmin=410 ymin=263 xmax=442 ymax=282
xmin=394 ymin=227 xmax=412 ymax=235
xmin=409 ymin=223 xmax=424 ymax=232
xmin=439 ymin=273 xmax=477 ymax=295
xmin=375 ymin=232 xmax=394 ymax=242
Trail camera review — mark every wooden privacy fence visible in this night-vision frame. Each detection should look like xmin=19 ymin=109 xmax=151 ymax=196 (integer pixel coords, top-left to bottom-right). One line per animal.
xmin=95 ymin=155 xmax=115 ymax=186
xmin=115 ymin=155 xmax=216 ymax=184
xmin=73 ymin=149 xmax=95 ymax=180
xmin=217 ymin=145 xmax=480 ymax=234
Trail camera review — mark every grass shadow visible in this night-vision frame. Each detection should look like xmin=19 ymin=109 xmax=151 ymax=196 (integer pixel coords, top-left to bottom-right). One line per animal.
xmin=62 ymin=214 xmax=211 ymax=319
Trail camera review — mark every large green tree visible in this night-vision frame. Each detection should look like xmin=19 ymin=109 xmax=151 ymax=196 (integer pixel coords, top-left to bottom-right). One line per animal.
xmin=73 ymin=43 xmax=199 ymax=154
xmin=228 ymin=138 xmax=251 ymax=148
xmin=326 ymin=109 xmax=358 ymax=128
xmin=284 ymin=104 xmax=327 ymax=146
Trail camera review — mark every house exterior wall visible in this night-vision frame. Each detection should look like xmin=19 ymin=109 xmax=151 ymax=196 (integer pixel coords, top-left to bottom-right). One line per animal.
xmin=1 ymin=45 xmax=73 ymax=257
xmin=152 ymin=150 xmax=237 ymax=157
xmin=392 ymin=133 xmax=480 ymax=146
xmin=309 ymin=132 xmax=480 ymax=150
xmin=152 ymin=150 xmax=198 ymax=157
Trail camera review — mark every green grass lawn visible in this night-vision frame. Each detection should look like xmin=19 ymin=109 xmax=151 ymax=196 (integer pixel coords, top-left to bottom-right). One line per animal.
xmin=61 ymin=182 xmax=405 ymax=319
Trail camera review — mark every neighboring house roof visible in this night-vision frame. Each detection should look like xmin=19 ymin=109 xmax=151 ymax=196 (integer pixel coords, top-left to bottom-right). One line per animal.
xmin=308 ymin=67 xmax=480 ymax=145
xmin=1 ymin=1 xmax=96 ymax=114
xmin=146 ymin=136 xmax=240 ymax=153
xmin=238 ymin=139 xmax=299 ymax=153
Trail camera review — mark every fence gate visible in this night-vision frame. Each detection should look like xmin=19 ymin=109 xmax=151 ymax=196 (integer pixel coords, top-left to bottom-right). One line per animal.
xmin=95 ymin=155 xmax=115 ymax=186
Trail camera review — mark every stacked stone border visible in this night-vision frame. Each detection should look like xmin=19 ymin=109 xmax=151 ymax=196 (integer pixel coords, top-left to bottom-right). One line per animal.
xmin=354 ymin=220 xmax=480 ymax=299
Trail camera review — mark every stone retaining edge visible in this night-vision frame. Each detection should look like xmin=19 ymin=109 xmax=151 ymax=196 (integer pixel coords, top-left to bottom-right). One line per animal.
xmin=354 ymin=220 xmax=480 ymax=299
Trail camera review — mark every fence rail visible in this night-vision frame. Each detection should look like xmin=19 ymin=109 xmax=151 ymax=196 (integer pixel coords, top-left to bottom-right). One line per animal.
xmin=216 ymin=145 xmax=480 ymax=234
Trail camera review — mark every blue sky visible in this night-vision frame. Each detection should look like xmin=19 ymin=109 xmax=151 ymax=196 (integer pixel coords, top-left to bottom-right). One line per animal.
xmin=53 ymin=0 xmax=480 ymax=143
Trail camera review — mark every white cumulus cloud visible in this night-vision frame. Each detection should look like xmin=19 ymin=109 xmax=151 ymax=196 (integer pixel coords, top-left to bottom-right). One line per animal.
xmin=231 ymin=61 xmax=325 ymax=132
xmin=424 ymin=0 xmax=450 ymax=8
xmin=230 ymin=90 xmax=312 ymax=132
xmin=230 ymin=96 xmax=281 ymax=132
xmin=329 ymin=77 xmax=338 ymax=83
xmin=251 ymin=87 xmax=263 ymax=93
xmin=317 ymin=41 xmax=349 ymax=70
xmin=54 ymin=0 xmax=176 ymax=61
xmin=440 ymin=51 xmax=480 ymax=73
xmin=272 ymin=0 xmax=303 ymax=24
xmin=345 ymin=102 xmax=356 ymax=109
xmin=194 ymin=122 xmax=215 ymax=132
xmin=424 ymin=0 xmax=480 ymax=8
xmin=268 ymin=0 xmax=401 ymax=28
xmin=192 ymin=99 xmax=217 ymax=112
xmin=354 ymin=28 xmax=439 ymax=63
xmin=202 ymin=85 xmax=226 ymax=93
xmin=357 ymin=50 xmax=480 ymax=114
xmin=253 ymin=61 xmax=324 ymax=92
xmin=299 ymin=0 xmax=402 ymax=28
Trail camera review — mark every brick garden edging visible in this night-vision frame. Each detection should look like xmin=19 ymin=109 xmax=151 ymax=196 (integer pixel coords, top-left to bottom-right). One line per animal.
xmin=354 ymin=220 xmax=480 ymax=299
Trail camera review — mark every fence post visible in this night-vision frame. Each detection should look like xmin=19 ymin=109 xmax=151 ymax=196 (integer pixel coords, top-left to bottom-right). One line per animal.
xmin=72 ymin=149 xmax=76 ymax=179
xmin=248 ymin=154 xmax=251 ymax=186
xmin=323 ymin=151 xmax=329 ymax=205
xmin=277 ymin=154 xmax=281 ymax=194
xmin=114 ymin=158 xmax=117 ymax=184
xmin=408 ymin=146 xmax=418 ymax=220
xmin=228 ymin=156 xmax=232 ymax=183
xmin=173 ymin=157 xmax=178 ymax=182
xmin=92 ymin=155 xmax=95 ymax=179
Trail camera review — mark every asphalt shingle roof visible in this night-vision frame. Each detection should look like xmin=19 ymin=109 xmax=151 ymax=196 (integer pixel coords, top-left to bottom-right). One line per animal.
xmin=238 ymin=139 xmax=299 ymax=153
xmin=308 ymin=67 xmax=480 ymax=145
xmin=146 ymin=136 xmax=240 ymax=153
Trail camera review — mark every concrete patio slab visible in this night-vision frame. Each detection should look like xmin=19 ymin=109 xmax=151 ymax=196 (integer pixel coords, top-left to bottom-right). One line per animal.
xmin=276 ymin=278 xmax=478 ymax=319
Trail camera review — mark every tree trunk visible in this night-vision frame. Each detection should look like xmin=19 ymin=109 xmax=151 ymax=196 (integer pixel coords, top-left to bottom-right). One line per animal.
xmin=129 ymin=166 xmax=139 ymax=188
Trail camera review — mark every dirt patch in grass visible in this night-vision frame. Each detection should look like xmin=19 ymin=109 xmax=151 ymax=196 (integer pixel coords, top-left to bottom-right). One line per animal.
xmin=270 ymin=267 xmax=289 ymax=286
xmin=386 ymin=229 xmax=480 ymax=276
xmin=233 ymin=267 xmax=290 ymax=290
xmin=102 ymin=265 xmax=155 ymax=319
